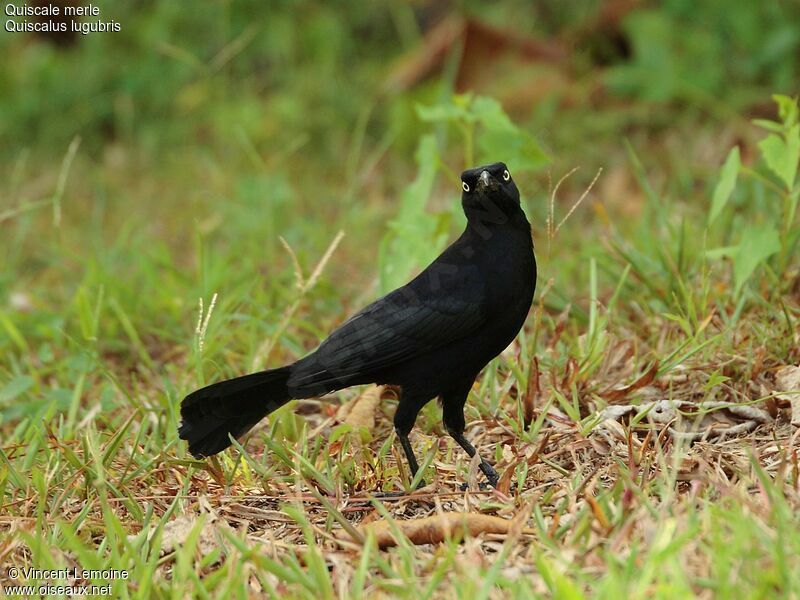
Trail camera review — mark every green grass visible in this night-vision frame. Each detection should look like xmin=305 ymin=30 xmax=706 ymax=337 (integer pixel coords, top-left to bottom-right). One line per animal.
xmin=2 ymin=5 xmax=800 ymax=597
xmin=2 ymin=115 xmax=799 ymax=597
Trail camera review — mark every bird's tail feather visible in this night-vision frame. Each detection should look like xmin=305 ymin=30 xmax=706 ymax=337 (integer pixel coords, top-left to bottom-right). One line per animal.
xmin=178 ymin=366 xmax=292 ymax=458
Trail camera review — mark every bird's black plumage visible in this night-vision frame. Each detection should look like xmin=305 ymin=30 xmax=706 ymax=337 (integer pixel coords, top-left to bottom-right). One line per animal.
xmin=179 ymin=162 xmax=536 ymax=487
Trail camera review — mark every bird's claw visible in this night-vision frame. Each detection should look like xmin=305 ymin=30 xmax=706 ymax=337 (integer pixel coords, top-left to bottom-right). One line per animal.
xmin=460 ymin=467 xmax=499 ymax=491
xmin=459 ymin=481 xmax=494 ymax=491
xmin=480 ymin=462 xmax=499 ymax=486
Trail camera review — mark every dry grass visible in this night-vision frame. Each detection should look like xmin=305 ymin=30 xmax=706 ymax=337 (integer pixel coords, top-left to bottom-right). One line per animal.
xmin=3 ymin=294 xmax=799 ymax=597
xmin=2 ymin=97 xmax=800 ymax=598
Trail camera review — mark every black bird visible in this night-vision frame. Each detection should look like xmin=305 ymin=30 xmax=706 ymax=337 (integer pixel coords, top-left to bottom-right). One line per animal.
xmin=179 ymin=162 xmax=536 ymax=487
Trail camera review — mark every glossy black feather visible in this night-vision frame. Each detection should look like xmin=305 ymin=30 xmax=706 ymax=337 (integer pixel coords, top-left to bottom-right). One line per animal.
xmin=287 ymin=261 xmax=486 ymax=395
xmin=178 ymin=161 xmax=536 ymax=487
xmin=179 ymin=367 xmax=291 ymax=457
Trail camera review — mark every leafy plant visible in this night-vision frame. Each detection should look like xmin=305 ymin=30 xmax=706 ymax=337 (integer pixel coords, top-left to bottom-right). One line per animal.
xmin=605 ymin=3 xmax=800 ymax=107
xmin=377 ymin=135 xmax=448 ymax=294
xmin=415 ymin=93 xmax=547 ymax=172
xmin=605 ymin=9 xmax=724 ymax=103
xmin=707 ymin=94 xmax=800 ymax=294
xmin=377 ymin=94 xmax=547 ymax=293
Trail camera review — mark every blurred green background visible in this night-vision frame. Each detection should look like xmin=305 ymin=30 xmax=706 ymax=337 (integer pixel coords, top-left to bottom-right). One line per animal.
xmin=1 ymin=0 xmax=799 ymax=422
xmin=3 ymin=0 xmax=799 ymax=154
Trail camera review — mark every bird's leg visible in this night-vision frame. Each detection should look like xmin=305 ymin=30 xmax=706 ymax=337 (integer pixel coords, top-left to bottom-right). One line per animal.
xmin=442 ymin=386 xmax=499 ymax=488
xmin=393 ymin=393 xmax=427 ymax=489
xmin=446 ymin=428 xmax=499 ymax=487
xmin=370 ymin=432 xmax=421 ymax=498
xmin=396 ymin=429 xmax=421 ymax=478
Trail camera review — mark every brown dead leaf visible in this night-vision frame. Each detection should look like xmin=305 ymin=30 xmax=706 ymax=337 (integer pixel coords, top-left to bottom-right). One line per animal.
xmin=495 ymin=459 xmax=519 ymax=496
xmin=157 ymin=512 xmax=232 ymax=556
xmin=560 ymin=357 xmax=580 ymax=392
xmin=775 ymin=365 xmax=800 ymax=427
xmin=342 ymin=385 xmax=384 ymax=431
xmin=341 ymin=512 xmax=533 ymax=550
xmin=585 ymin=494 xmax=610 ymax=531
xmin=496 ymin=443 xmax=528 ymax=493
xmin=599 ymin=398 xmax=772 ymax=442
xmin=336 ymin=385 xmax=392 ymax=432
xmin=600 ymin=361 xmax=659 ymax=403
xmin=384 ymin=16 xmax=565 ymax=94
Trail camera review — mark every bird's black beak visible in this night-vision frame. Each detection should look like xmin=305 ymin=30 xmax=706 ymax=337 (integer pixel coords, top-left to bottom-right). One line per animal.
xmin=476 ymin=170 xmax=493 ymax=191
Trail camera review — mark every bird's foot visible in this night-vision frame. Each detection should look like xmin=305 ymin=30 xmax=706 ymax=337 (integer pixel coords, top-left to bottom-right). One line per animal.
xmin=459 ymin=461 xmax=500 ymax=491
xmin=459 ymin=481 xmax=493 ymax=491
xmin=480 ymin=461 xmax=500 ymax=487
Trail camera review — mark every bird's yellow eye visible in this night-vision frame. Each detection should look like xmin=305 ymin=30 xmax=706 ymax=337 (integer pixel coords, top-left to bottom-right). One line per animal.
xmin=503 ymin=169 xmax=510 ymax=181
xmin=462 ymin=181 xmax=470 ymax=192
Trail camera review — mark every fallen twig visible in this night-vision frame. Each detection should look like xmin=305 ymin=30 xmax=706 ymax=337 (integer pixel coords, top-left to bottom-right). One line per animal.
xmin=339 ymin=512 xmax=534 ymax=549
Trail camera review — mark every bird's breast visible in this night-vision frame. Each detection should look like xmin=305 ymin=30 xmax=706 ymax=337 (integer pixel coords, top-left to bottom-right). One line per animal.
xmin=482 ymin=231 xmax=535 ymax=308
xmin=471 ymin=228 xmax=536 ymax=357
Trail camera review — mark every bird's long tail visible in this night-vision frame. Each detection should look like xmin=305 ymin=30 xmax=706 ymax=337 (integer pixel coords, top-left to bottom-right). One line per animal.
xmin=178 ymin=366 xmax=293 ymax=458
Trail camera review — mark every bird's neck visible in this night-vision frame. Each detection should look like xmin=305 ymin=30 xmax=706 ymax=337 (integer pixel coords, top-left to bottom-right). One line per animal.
xmin=464 ymin=206 xmax=531 ymax=238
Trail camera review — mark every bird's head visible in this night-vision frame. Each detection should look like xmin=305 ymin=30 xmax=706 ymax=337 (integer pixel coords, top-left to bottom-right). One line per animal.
xmin=459 ymin=162 xmax=524 ymax=228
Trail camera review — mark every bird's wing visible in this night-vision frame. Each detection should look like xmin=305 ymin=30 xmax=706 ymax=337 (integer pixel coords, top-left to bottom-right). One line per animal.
xmin=288 ymin=263 xmax=486 ymax=390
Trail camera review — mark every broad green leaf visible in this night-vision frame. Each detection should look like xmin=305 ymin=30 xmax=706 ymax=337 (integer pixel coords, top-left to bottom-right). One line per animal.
xmin=752 ymin=119 xmax=785 ymax=134
xmin=708 ymin=146 xmax=740 ymax=224
xmin=415 ymin=101 xmax=471 ymax=124
xmin=416 ymin=93 xmax=475 ymax=124
xmin=472 ymin=96 xmax=548 ymax=170
xmin=774 ymin=94 xmax=799 ymax=127
xmin=733 ymin=222 xmax=780 ymax=294
xmin=471 ymin=96 xmax=516 ymax=132
xmin=378 ymin=135 xmax=447 ymax=293
xmin=758 ymin=124 xmax=800 ymax=190
xmin=416 ymin=95 xmax=547 ymax=172
xmin=480 ymin=128 xmax=548 ymax=172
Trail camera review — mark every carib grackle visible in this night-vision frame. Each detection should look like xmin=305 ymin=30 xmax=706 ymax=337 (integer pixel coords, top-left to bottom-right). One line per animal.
xmin=179 ymin=162 xmax=536 ymax=487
